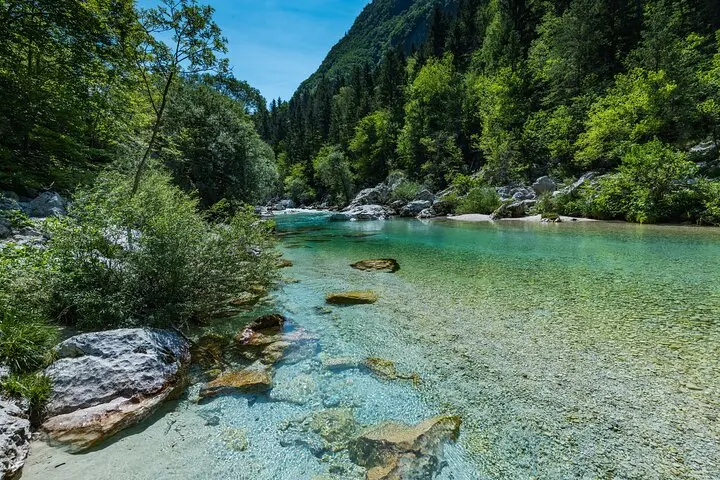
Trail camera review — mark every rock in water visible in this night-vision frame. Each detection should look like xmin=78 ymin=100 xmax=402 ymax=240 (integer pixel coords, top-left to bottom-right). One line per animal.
xmin=400 ymin=200 xmax=431 ymax=217
xmin=0 ymin=393 xmax=30 ymax=479
xmin=330 ymin=205 xmax=389 ymax=221
xmin=42 ymin=329 xmax=190 ymax=451
xmin=326 ymin=291 xmax=379 ymax=305
xmin=199 ymin=367 xmax=273 ymax=399
xmin=350 ymin=259 xmax=400 ymax=273
xmin=349 ymin=416 xmax=461 ymax=479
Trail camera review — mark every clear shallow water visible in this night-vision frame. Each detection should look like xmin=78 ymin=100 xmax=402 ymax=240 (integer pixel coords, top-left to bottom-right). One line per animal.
xmin=24 ymin=213 xmax=720 ymax=479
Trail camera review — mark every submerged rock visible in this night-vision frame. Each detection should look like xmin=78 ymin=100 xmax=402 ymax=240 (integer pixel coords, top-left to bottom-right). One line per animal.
xmin=199 ymin=366 xmax=273 ymax=399
xmin=326 ymin=291 xmax=379 ymax=305
xmin=365 ymin=358 xmax=420 ymax=384
xmin=350 ymin=259 xmax=400 ymax=273
xmin=349 ymin=416 xmax=461 ymax=479
xmin=276 ymin=258 xmax=294 ymax=268
xmin=42 ymin=329 xmax=190 ymax=451
xmin=309 ymin=408 xmax=361 ymax=452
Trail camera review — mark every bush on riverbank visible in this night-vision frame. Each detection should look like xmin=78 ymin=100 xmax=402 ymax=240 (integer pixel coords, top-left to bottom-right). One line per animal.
xmin=46 ymin=170 xmax=277 ymax=330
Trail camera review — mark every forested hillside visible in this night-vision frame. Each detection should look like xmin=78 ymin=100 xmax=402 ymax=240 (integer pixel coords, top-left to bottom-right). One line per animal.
xmin=259 ymin=0 xmax=720 ymax=224
xmin=0 ymin=0 xmax=275 ymax=207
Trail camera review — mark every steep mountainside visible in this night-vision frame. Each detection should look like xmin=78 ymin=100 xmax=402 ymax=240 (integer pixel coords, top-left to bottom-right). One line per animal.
xmin=297 ymin=0 xmax=452 ymax=93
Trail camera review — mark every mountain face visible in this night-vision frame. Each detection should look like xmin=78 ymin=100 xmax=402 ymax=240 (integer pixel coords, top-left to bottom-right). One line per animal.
xmin=297 ymin=0 xmax=451 ymax=94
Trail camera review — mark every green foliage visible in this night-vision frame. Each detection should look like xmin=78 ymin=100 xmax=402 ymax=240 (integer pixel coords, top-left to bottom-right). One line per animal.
xmin=398 ymin=55 xmax=464 ymax=189
xmin=0 ymin=0 xmax=142 ymax=192
xmin=0 ymin=316 xmax=56 ymax=374
xmin=390 ymin=180 xmax=424 ymax=203
xmin=575 ymin=69 xmax=681 ymax=168
xmin=48 ymin=170 xmax=277 ymax=330
xmin=456 ymin=186 xmax=501 ymax=215
xmin=450 ymin=174 xmax=480 ymax=196
xmin=164 ymin=79 xmax=278 ymax=207
xmin=313 ymin=146 xmax=355 ymax=206
xmin=0 ymin=373 xmax=52 ymax=417
xmin=467 ymin=68 xmax=530 ymax=184
xmin=284 ymin=164 xmax=316 ymax=205
xmin=583 ymin=140 xmax=700 ymax=223
xmin=349 ymin=110 xmax=395 ymax=186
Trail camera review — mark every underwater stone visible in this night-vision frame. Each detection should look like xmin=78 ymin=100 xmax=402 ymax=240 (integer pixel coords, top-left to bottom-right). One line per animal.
xmin=350 ymin=259 xmax=400 ymax=273
xmin=326 ymin=291 xmax=379 ymax=305
xmin=199 ymin=367 xmax=273 ymax=399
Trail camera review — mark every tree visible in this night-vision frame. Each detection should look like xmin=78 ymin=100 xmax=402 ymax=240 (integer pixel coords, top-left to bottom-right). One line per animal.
xmin=698 ymin=30 xmax=720 ymax=144
xmin=349 ymin=110 xmax=395 ymax=186
xmin=575 ymin=68 xmax=681 ymax=168
xmin=397 ymin=55 xmax=464 ymax=188
xmin=588 ymin=140 xmax=700 ymax=223
xmin=313 ymin=145 xmax=354 ymax=206
xmin=132 ymin=0 xmax=227 ymax=195
xmin=163 ymin=79 xmax=278 ymax=208
xmin=0 ymin=0 xmax=140 ymax=191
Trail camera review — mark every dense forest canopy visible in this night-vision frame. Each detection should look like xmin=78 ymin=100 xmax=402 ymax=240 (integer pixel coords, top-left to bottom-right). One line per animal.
xmin=0 ymin=0 xmax=277 ymax=207
xmin=2 ymin=0 xmax=720 ymax=224
xmin=255 ymin=0 xmax=720 ymax=223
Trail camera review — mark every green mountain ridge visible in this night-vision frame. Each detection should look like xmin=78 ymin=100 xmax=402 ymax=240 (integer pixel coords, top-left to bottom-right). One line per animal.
xmin=296 ymin=0 xmax=452 ymax=95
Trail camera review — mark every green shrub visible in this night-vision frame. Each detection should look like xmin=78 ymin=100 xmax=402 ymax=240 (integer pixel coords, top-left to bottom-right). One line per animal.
xmin=456 ymin=187 xmax=501 ymax=214
xmin=1 ymin=373 xmax=52 ymax=421
xmin=0 ymin=316 xmax=57 ymax=373
xmin=698 ymin=180 xmax=720 ymax=225
xmin=47 ymin=169 xmax=278 ymax=330
xmin=450 ymin=174 xmax=480 ymax=196
xmin=583 ymin=140 xmax=700 ymax=223
xmin=390 ymin=180 xmax=423 ymax=203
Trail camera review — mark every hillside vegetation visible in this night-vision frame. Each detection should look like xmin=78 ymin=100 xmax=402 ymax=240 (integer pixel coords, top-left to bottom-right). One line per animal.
xmin=257 ymin=0 xmax=720 ymax=224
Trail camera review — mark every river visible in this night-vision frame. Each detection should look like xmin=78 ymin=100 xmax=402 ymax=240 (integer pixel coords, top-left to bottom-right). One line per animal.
xmin=23 ymin=212 xmax=720 ymax=479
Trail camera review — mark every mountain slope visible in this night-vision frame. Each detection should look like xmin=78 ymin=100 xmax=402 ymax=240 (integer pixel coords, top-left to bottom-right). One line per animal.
xmin=297 ymin=0 xmax=451 ymax=93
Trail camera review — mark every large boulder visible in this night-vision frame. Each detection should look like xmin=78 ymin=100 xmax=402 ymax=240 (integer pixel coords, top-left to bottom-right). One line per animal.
xmin=0 ymin=397 xmax=30 ymax=480
xmin=491 ymin=200 xmax=537 ymax=219
xmin=0 ymin=197 xmax=20 ymax=212
xmin=511 ymin=187 xmax=536 ymax=201
xmin=0 ymin=218 xmax=10 ymax=240
xmin=349 ymin=415 xmax=461 ymax=480
xmin=556 ymin=171 xmax=598 ymax=197
xmin=412 ymin=189 xmax=436 ymax=203
xmin=532 ymin=176 xmax=557 ymax=195
xmin=417 ymin=208 xmax=437 ymax=219
xmin=25 ymin=192 xmax=66 ymax=217
xmin=400 ymin=201 xmax=431 ymax=217
xmin=42 ymin=329 xmax=190 ymax=451
xmin=0 ymin=366 xmax=30 ymax=480
xmin=330 ymin=205 xmax=389 ymax=222
xmin=346 ymin=186 xmax=391 ymax=210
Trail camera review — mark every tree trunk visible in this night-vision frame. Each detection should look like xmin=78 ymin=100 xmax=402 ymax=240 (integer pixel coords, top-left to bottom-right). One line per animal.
xmin=131 ymin=71 xmax=174 ymax=196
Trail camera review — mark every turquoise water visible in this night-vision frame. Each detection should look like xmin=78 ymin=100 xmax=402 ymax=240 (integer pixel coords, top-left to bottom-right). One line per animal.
xmin=24 ymin=213 xmax=720 ymax=479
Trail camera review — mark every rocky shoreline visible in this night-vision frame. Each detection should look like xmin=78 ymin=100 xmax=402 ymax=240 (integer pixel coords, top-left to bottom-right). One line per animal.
xmin=258 ymin=172 xmax=600 ymax=224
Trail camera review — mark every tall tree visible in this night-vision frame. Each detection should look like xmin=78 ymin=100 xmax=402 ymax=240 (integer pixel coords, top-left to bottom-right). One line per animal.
xmin=132 ymin=0 xmax=227 ymax=195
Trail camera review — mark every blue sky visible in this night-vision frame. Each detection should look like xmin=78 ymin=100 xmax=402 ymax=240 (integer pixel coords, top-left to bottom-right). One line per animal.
xmin=138 ymin=0 xmax=369 ymax=101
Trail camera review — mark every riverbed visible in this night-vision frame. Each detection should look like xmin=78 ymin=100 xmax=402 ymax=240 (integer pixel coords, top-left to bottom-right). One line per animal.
xmin=23 ymin=212 xmax=720 ymax=479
